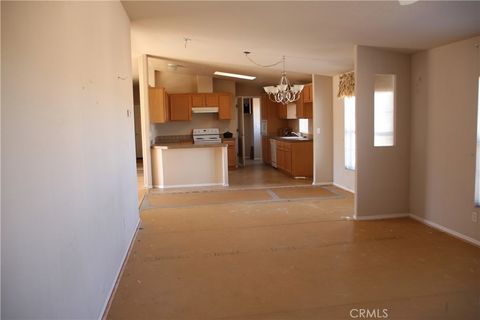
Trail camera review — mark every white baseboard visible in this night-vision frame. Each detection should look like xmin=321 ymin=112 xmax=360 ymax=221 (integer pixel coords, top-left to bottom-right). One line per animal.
xmin=312 ymin=181 xmax=333 ymax=186
xmin=332 ymin=183 xmax=355 ymax=193
xmin=100 ymin=217 xmax=141 ymax=320
xmin=354 ymin=212 xmax=480 ymax=247
xmin=354 ymin=213 xmax=410 ymax=221
xmin=154 ymin=182 xmax=225 ymax=189
xmin=409 ymin=214 xmax=480 ymax=248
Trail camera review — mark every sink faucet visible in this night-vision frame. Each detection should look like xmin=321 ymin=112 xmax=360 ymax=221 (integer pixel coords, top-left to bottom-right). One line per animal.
xmin=292 ymin=132 xmax=302 ymax=137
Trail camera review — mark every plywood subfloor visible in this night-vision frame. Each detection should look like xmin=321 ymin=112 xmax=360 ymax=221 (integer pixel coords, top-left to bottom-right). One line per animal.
xmin=271 ymin=186 xmax=338 ymax=199
xmin=147 ymin=189 xmax=273 ymax=208
xmin=107 ymin=186 xmax=480 ymax=320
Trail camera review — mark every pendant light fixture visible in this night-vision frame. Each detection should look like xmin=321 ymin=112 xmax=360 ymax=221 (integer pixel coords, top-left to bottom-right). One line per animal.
xmin=243 ymin=52 xmax=304 ymax=105
xmin=263 ymin=56 xmax=304 ymax=105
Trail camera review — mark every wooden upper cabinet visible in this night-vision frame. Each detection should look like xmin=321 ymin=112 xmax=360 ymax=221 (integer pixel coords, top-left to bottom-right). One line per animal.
xmin=205 ymin=93 xmax=219 ymax=107
xmin=169 ymin=94 xmax=192 ymax=121
xmin=218 ymin=93 xmax=232 ymax=120
xmin=277 ymin=103 xmax=287 ymax=119
xmin=149 ymin=86 xmax=169 ymax=123
xmin=191 ymin=94 xmax=206 ymax=107
xmin=261 ymin=94 xmax=268 ymax=120
xmin=303 ymin=83 xmax=313 ymax=103
xmin=296 ymin=84 xmax=313 ymax=119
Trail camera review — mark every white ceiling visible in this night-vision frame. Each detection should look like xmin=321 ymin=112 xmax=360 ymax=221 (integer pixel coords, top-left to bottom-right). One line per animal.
xmin=122 ymin=0 xmax=480 ymax=85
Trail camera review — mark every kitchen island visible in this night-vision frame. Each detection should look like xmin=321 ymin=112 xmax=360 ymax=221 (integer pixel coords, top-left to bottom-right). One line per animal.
xmin=269 ymin=137 xmax=313 ymax=178
xmin=151 ymin=143 xmax=229 ymax=188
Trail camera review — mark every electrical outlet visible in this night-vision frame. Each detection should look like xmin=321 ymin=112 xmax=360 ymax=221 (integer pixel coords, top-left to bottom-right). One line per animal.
xmin=472 ymin=212 xmax=478 ymax=223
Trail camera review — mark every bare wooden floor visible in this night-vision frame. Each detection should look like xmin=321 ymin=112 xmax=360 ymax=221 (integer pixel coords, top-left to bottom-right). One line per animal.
xmin=107 ymin=185 xmax=480 ymax=319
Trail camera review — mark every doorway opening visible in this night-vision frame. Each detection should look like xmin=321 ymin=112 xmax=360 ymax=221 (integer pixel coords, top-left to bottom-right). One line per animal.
xmin=133 ymin=82 xmax=146 ymax=206
xmin=236 ymin=96 xmax=262 ymax=168
xmin=230 ymin=95 xmax=314 ymax=188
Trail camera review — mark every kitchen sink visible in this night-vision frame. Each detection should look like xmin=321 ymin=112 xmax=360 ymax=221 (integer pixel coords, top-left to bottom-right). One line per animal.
xmin=280 ymin=136 xmax=309 ymax=141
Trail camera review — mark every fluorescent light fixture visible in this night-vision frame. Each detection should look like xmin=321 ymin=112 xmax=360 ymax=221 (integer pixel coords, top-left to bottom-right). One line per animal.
xmin=214 ymin=71 xmax=256 ymax=80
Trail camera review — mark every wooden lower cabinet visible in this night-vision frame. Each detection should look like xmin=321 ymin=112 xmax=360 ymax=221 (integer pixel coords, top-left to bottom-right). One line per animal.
xmin=224 ymin=139 xmax=236 ymax=169
xmin=262 ymin=136 xmax=271 ymax=165
xmin=276 ymin=140 xmax=312 ymax=177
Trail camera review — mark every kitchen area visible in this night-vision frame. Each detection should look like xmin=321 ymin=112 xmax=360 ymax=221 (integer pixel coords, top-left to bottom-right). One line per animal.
xmin=137 ymin=56 xmax=314 ymax=190
xmin=261 ymin=83 xmax=314 ymax=179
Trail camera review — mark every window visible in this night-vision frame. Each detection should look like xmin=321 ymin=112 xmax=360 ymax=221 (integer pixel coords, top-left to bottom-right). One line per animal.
xmin=344 ymin=96 xmax=356 ymax=170
xmin=475 ymin=77 xmax=480 ymax=205
xmin=299 ymin=119 xmax=309 ymax=134
xmin=374 ymin=74 xmax=395 ymax=147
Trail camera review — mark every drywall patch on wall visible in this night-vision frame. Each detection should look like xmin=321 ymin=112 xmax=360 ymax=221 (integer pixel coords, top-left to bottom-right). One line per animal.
xmin=1 ymin=2 xmax=138 ymax=318
xmin=410 ymin=36 xmax=480 ymax=242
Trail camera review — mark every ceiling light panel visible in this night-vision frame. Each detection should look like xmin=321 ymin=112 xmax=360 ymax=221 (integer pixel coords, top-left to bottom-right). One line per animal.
xmin=213 ymin=71 xmax=256 ymax=80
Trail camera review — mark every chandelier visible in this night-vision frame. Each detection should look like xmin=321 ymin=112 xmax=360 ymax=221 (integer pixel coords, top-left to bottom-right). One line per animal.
xmin=263 ymin=56 xmax=304 ymax=105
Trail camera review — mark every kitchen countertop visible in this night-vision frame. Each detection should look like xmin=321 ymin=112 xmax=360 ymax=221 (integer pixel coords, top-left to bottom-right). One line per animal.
xmin=272 ymin=136 xmax=313 ymax=143
xmin=152 ymin=143 xmax=227 ymax=149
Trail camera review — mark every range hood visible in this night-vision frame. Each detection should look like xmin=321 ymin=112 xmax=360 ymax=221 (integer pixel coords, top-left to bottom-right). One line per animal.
xmin=192 ymin=107 xmax=219 ymax=114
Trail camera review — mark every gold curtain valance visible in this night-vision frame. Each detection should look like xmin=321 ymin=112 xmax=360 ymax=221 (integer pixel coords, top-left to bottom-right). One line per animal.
xmin=337 ymin=71 xmax=355 ymax=98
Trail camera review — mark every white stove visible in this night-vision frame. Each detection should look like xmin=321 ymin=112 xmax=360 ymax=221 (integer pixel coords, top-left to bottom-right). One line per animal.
xmin=193 ymin=128 xmax=222 ymax=145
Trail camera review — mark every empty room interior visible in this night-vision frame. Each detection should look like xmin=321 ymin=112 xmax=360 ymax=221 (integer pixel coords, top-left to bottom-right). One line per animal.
xmin=2 ymin=1 xmax=480 ymax=319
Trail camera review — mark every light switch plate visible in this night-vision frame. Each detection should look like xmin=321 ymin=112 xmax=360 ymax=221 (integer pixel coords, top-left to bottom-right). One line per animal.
xmin=316 ymin=128 xmax=320 ymax=134
xmin=472 ymin=212 xmax=478 ymax=223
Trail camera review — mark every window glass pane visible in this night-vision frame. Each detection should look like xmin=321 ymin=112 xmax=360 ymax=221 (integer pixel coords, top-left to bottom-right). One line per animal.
xmin=475 ymin=77 xmax=480 ymax=205
xmin=374 ymin=74 xmax=395 ymax=147
xmin=299 ymin=119 xmax=309 ymax=134
xmin=344 ymin=96 xmax=355 ymax=170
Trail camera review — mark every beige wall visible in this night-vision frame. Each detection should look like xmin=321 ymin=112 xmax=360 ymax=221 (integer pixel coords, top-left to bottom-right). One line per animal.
xmin=1 ymin=2 xmax=138 ymax=318
xmin=410 ymin=36 xmax=480 ymax=241
xmin=151 ymin=77 xmax=237 ymax=137
xmin=355 ymin=46 xmax=411 ymax=217
xmin=332 ymin=75 xmax=356 ymax=192
xmin=236 ymin=82 xmax=263 ymax=97
xmin=154 ymin=70 xmax=197 ymax=93
xmin=312 ymin=75 xmax=333 ymax=184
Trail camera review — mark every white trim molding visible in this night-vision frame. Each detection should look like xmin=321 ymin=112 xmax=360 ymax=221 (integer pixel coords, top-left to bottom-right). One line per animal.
xmin=409 ymin=214 xmax=480 ymax=248
xmin=333 ymin=183 xmax=355 ymax=193
xmin=353 ymin=212 xmax=480 ymax=248
xmin=100 ymin=217 xmax=141 ymax=319
xmin=354 ymin=213 xmax=410 ymax=221
xmin=312 ymin=181 xmax=333 ymax=186
xmin=155 ymin=183 xmax=227 ymax=189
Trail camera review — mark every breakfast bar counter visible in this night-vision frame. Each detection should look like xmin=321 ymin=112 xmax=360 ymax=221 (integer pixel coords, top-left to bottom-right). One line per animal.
xmin=151 ymin=143 xmax=228 ymax=188
xmin=152 ymin=142 xmax=228 ymax=149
